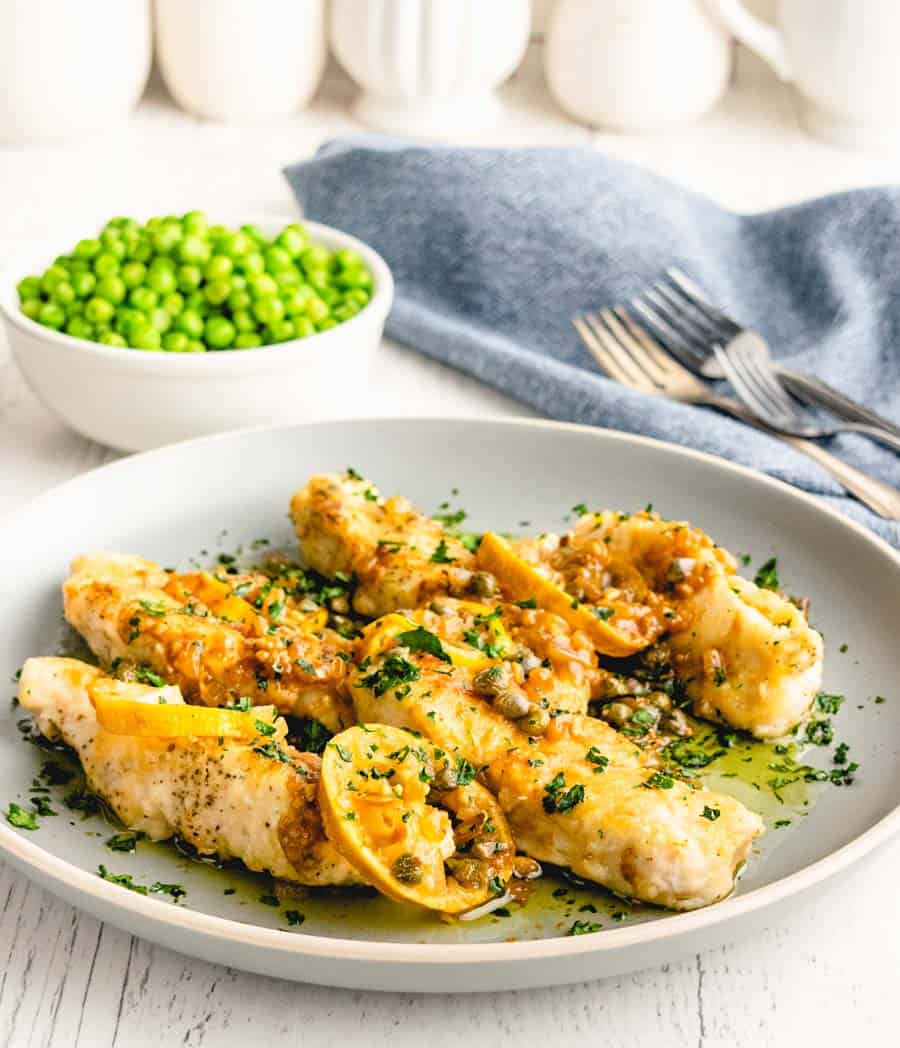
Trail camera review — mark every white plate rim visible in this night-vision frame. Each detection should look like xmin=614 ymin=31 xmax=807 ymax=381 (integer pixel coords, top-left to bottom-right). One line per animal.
xmin=1 ymin=414 xmax=898 ymax=967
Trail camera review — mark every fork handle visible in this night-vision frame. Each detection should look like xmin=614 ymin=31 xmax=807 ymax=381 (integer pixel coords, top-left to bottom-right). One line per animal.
xmin=776 ymin=367 xmax=900 ymax=444
xmin=703 ymin=393 xmax=900 ymax=521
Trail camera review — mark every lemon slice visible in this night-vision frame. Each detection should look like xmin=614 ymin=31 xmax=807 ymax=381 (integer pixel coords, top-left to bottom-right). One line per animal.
xmin=89 ymin=678 xmax=279 ymax=739
xmin=476 ymin=532 xmax=645 ymax=658
xmin=319 ymin=725 xmax=515 ymax=914
xmin=358 ymin=611 xmax=510 ymax=674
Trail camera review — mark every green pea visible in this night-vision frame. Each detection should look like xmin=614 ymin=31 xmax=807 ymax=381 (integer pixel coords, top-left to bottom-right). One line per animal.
xmin=264 ymin=246 xmax=292 ymax=273
xmin=232 ymin=309 xmax=256 ymax=333
xmin=177 ymin=264 xmax=203 ymax=292
xmin=100 ymin=231 xmax=127 ymax=259
xmin=121 ymin=261 xmax=146 ymax=289
xmin=306 ymin=270 xmax=330 ymax=293
xmin=274 ymin=268 xmax=301 ymax=292
xmin=99 ymin=331 xmax=128 ymax=347
xmin=241 ymin=224 xmax=266 ymax=244
xmin=177 ymin=309 xmax=205 ymax=338
xmin=300 ymin=245 xmax=331 ymax=272
xmin=93 ymin=253 xmax=120 ymax=277
xmin=69 ymin=271 xmax=95 ymax=298
xmin=96 ymin=275 xmax=127 ymax=305
xmin=40 ymin=265 xmax=68 ymax=295
xmin=181 ymin=210 xmax=208 ymax=235
xmin=249 ymin=273 xmax=278 ymax=299
xmin=148 ymin=266 xmax=177 ymax=295
xmin=38 ymin=302 xmax=66 ymax=329
xmin=283 ymin=286 xmax=314 ymax=315
xmin=205 ymin=316 xmax=236 ymax=349
xmin=130 ymin=326 xmax=162 ymax=351
xmin=74 ymin=238 xmax=101 ymax=259
xmin=65 ymin=316 xmax=94 ymax=340
xmin=186 ymin=339 xmax=207 ymax=353
xmin=205 ymin=255 xmax=233 ymax=281
xmin=151 ymin=224 xmax=182 ymax=255
xmin=68 ymin=299 xmax=85 ymax=317
xmin=238 ymin=251 xmax=265 ymax=276
xmin=315 ymin=317 xmax=338 ymax=333
xmin=336 ymin=267 xmax=373 ymax=290
xmin=345 ymin=288 xmax=371 ymax=307
xmin=227 ymin=289 xmax=251 ymax=312
xmin=178 ymin=234 xmax=211 ymax=265
xmin=276 ymin=226 xmax=308 ymax=258
xmin=162 ymin=292 xmax=184 ymax=316
xmin=334 ymin=248 xmax=362 ymax=270
xmin=294 ymin=316 xmax=316 ymax=338
xmin=51 ymin=280 xmax=76 ymax=306
xmin=269 ymin=319 xmax=296 ymax=342
xmin=183 ymin=291 xmax=209 ymax=315
xmin=85 ymin=297 xmax=115 ymax=325
xmin=129 ymin=287 xmax=158 ymax=311
xmin=149 ymin=307 xmax=172 ymax=333
xmin=306 ymin=296 xmax=330 ymax=323
xmin=128 ymin=238 xmax=153 ymax=263
xmin=162 ymin=330 xmax=190 ymax=352
xmin=252 ymin=297 xmax=284 ymax=326
xmin=20 ymin=298 xmax=42 ymax=320
xmin=17 ymin=276 xmax=41 ymax=301
xmin=317 ymin=285 xmax=338 ymax=306
xmin=234 ymin=332 xmax=263 ymax=349
xmin=220 ymin=231 xmax=252 ymax=258
xmin=204 ymin=278 xmax=231 ymax=306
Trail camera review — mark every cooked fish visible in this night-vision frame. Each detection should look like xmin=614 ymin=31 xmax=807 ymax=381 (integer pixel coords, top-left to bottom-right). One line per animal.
xmin=18 ymin=657 xmax=359 ymax=886
xmin=63 ymin=552 xmax=354 ymax=730
xmin=290 ymin=471 xmax=475 ymax=618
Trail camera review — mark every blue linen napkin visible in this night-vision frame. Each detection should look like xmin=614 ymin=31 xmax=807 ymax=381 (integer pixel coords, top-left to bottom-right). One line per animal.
xmin=284 ymin=140 xmax=900 ymax=546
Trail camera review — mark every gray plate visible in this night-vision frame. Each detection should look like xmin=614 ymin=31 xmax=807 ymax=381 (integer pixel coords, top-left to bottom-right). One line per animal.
xmin=0 ymin=417 xmax=898 ymax=992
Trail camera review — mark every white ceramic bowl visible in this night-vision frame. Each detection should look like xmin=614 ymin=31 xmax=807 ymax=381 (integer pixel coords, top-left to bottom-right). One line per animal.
xmin=0 ymin=220 xmax=393 ymax=452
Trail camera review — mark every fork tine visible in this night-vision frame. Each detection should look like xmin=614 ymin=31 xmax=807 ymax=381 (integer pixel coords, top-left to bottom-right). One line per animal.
xmin=599 ymin=309 xmax=670 ymax=384
xmin=582 ymin=313 xmax=660 ymax=391
xmin=649 ymin=283 xmax=725 ymax=343
xmin=630 ymin=295 xmax=708 ymax=371
xmin=573 ymin=315 xmax=655 ymax=392
xmin=731 ymin=340 xmax=798 ymax=421
xmin=713 ymin=345 xmax=775 ymax=421
xmin=665 ymin=269 xmax=742 ymax=338
xmin=611 ymin=307 xmax=689 ymax=379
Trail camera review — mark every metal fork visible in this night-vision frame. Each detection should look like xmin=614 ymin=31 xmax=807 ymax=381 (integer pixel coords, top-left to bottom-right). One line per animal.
xmin=573 ymin=308 xmax=900 ymax=520
xmin=630 ymin=268 xmax=900 ymax=452
xmin=714 ymin=338 xmax=900 ymax=452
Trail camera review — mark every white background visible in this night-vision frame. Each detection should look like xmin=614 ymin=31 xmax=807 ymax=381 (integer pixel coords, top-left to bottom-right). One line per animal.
xmin=1 ymin=14 xmax=899 ymax=1047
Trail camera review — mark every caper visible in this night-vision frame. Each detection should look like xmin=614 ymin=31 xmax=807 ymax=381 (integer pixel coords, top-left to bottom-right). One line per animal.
xmin=469 ymin=572 xmax=499 ymax=598
xmin=662 ymin=708 xmax=692 ymax=737
xmin=602 ymin=701 xmax=635 ymax=728
xmin=431 ymin=761 xmax=459 ymax=791
xmin=512 ymin=856 xmax=543 ymax=880
xmin=492 ymin=689 xmax=532 ymax=721
xmin=647 ymin=691 xmax=672 ymax=713
xmin=446 ymin=856 xmax=484 ymax=888
xmin=392 ymin=853 xmax=424 ymax=884
xmin=522 ymin=705 xmax=551 ymax=735
xmin=473 ymin=664 xmax=513 ymax=697
xmin=329 ymin=595 xmax=350 ymax=614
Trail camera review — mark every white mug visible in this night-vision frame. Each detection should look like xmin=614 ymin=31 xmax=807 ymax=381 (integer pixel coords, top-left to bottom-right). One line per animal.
xmin=710 ymin=0 xmax=900 ymax=147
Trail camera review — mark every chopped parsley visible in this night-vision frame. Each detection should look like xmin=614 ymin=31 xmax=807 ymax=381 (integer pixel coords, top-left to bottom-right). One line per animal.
xmin=254 ymin=719 xmax=277 ymax=737
xmin=592 ymin=607 xmax=615 ymax=622
xmin=700 ymin=806 xmax=720 ymax=821
xmin=568 ymin=920 xmax=602 ymax=935
xmin=134 ymin=666 xmax=166 ymax=687
xmin=586 ymin=747 xmax=609 ymax=773
xmin=106 ymin=831 xmax=142 ymax=853
xmin=430 ymin=539 xmax=455 ymax=564
xmin=6 ymin=803 xmax=39 ymax=830
xmin=571 ymin=503 xmax=589 ymax=517
xmin=542 ymin=772 xmax=586 ymax=814
xmin=453 ymin=756 xmax=477 ymax=787
xmin=642 ymin=771 xmax=675 ymax=790
xmin=514 ymin=598 xmax=537 ymax=609
xmin=285 ymin=910 xmax=305 ymax=926
xmin=806 ymin=719 xmax=834 ymax=746
xmin=753 ymin=557 xmax=780 ymax=591
xmin=361 ymin=655 xmax=421 ymax=697
xmin=259 ymin=894 xmax=280 ymax=907
xmin=394 ymin=626 xmax=451 ymax=664
xmin=97 ymin=866 xmax=185 ymax=901
xmin=30 ymin=796 xmax=56 ymax=817
xmin=138 ymin=599 xmax=168 ymax=617
xmin=816 ymin=692 xmax=844 ymax=715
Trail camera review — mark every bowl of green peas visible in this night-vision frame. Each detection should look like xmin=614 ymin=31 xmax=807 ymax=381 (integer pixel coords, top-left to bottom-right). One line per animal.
xmin=0 ymin=211 xmax=393 ymax=451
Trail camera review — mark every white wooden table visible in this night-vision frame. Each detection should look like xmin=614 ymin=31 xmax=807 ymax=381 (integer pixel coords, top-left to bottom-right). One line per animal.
xmin=1 ymin=46 xmax=899 ymax=1048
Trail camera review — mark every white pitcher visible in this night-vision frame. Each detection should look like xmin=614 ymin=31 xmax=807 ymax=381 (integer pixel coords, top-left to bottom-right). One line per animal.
xmin=709 ymin=0 xmax=900 ymax=147
xmin=331 ymin=0 xmax=532 ymax=138
xmin=545 ymin=0 xmax=733 ymax=131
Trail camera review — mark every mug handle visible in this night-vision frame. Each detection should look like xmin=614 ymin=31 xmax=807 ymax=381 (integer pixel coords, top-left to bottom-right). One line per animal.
xmin=704 ymin=0 xmax=793 ymax=80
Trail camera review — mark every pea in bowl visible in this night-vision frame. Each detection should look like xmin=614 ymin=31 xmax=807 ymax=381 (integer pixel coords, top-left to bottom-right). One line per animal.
xmin=0 ymin=216 xmax=393 ymax=451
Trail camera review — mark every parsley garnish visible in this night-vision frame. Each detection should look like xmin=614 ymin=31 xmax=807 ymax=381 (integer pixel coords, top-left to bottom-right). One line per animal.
xmin=394 ymin=626 xmax=451 ymax=664
xmin=568 ymin=920 xmax=602 ymax=935
xmin=430 ymin=539 xmax=455 ymax=564
xmin=753 ymin=557 xmax=780 ymax=591
xmin=134 ymin=666 xmax=166 ymax=687
xmin=106 ymin=831 xmax=142 ymax=853
xmin=514 ymin=598 xmax=537 ymax=609
xmin=6 ymin=803 xmax=38 ymax=830
xmin=542 ymin=772 xmax=586 ymax=814
xmin=254 ymin=719 xmax=277 ymax=737
xmin=816 ymin=692 xmax=844 ymax=715
xmin=454 ymin=756 xmax=477 ymax=787
xmin=361 ymin=655 xmax=421 ymax=697
xmin=586 ymin=747 xmax=609 ymax=773
xmin=806 ymin=719 xmax=834 ymax=746
xmin=592 ymin=607 xmax=615 ymax=622
xmin=701 ymin=806 xmax=720 ymax=821
xmin=642 ymin=771 xmax=675 ymax=790
xmin=285 ymin=910 xmax=305 ymax=926
xmin=259 ymin=894 xmax=280 ymax=907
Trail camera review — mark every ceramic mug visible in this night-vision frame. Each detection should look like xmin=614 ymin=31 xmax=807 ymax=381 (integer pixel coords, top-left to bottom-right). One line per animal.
xmin=545 ymin=0 xmax=733 ymax=131
xmin=709 ymin=0 xmax=900 ymax=147
xmin=155 ymin=0 xmax=326 ymax=122
xmin=331 ymin=0 xmax=532 ymax=138
xmin=0 ymin=0 xmax=151 ymax=143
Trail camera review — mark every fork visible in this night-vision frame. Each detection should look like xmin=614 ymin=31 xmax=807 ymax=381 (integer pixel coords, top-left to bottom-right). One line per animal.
xmin=573 ymin=308 xmax=900 ymax=520
xmin=629 ymin=268 xmax=900 ymax=452
xmin=714 ymin=337 xmax=900 ymax=453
